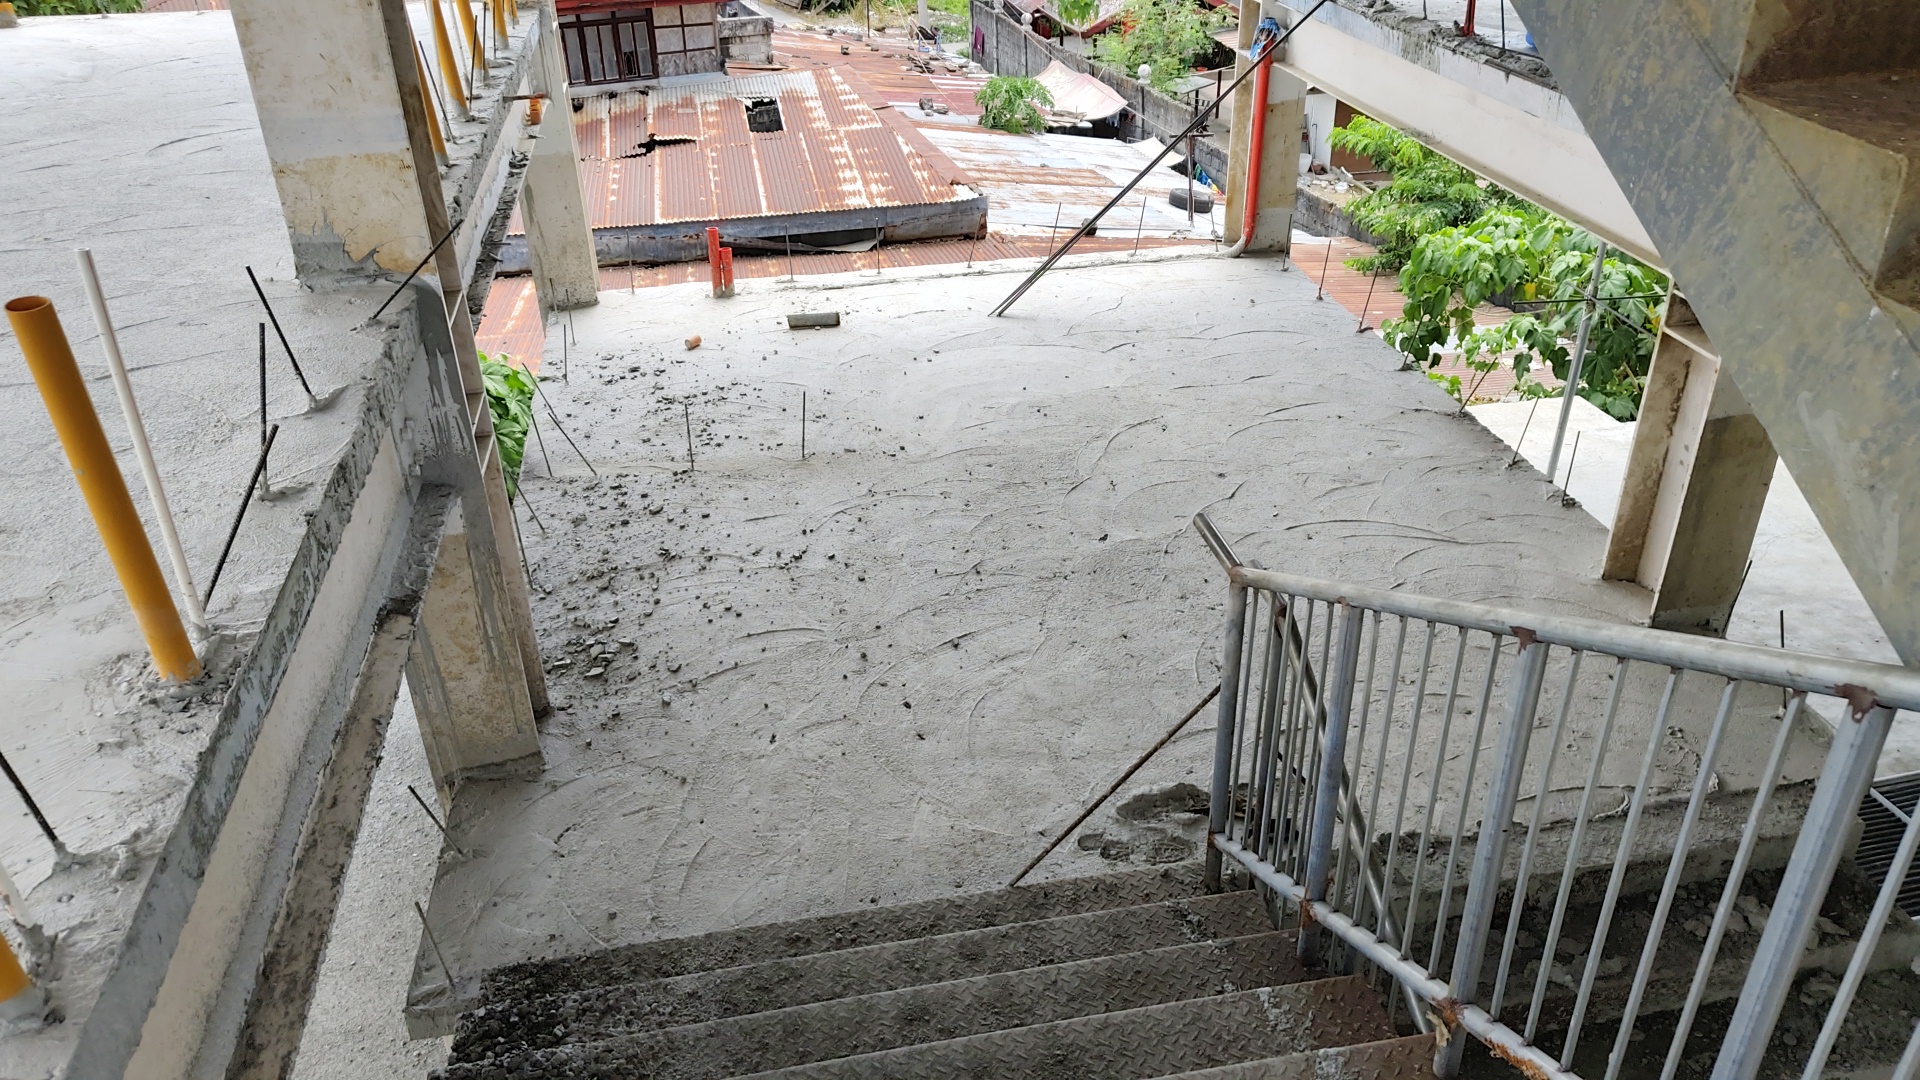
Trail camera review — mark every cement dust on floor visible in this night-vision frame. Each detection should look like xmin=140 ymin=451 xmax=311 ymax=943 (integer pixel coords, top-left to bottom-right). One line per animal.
xmin=421 ymin=252 xmax=1649 ymax=985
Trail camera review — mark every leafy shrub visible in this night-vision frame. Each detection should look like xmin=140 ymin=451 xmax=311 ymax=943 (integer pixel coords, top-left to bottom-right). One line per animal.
xmin=976 ymin=75 xmax=1053 ymax=134
xmin=1327 ymin=116 xmax=1514 ymax=273
xmin=16 ymin=0 xmax=144 ymax=13
xmin=480 ymin=353 xmax=536 ymax=498
xmin=1383 ymin=207 xmax=1668 ymax=419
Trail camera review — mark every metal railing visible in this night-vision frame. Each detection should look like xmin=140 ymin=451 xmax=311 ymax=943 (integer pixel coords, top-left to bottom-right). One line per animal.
xmin=1193 ymin=513 xmax=1920 ymax=1080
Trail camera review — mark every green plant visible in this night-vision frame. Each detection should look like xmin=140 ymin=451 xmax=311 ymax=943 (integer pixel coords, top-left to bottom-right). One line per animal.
xmin=480 ymin=353 xmax=536 ymax=499
xmin=976 ymin=75 xmax=1054 ymax=134
xmin=1327 ymin=116 xmax=1514 ymax=272
xmin=1088 ymin=0 xmax=1227 ymax=92
xmin=1381 ymin=206 xmax=1668 ymax=418
xmin=15 ymin=0 xmax=142 ymax=12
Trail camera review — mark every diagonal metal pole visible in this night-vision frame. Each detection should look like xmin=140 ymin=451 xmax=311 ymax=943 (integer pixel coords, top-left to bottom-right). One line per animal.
xmin=1543 ymin=241 xmax=1607 ymax=490
xmin=990 ymin=0 xmax=1330 ymax=317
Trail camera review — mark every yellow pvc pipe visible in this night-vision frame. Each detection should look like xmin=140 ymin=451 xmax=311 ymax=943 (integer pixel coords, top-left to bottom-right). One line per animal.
xmin=428 ymin=0 xmax=469 ymax=116
xmin=5 ymin=297 xmax=200 ymax=684
xmin=452 ymin=0 xmax=482 ymax=74
xmin=0 ymin=933 xmax=31 ymax=1008
xmin=491 ymin=0 xmax=507 ymax=48
xmin=414 ymin=42 xmax=449 ymax=160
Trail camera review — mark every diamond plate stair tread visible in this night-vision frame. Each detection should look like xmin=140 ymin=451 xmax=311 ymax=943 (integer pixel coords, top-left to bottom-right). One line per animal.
xmin=483 ymin=862 xmax=1205 ymax=1001
xmin=451 ymin=931 xmax=1309 ymax=1078
xmin=451 ymin=889 xmax=1270 ymax=1064
xmin=1143 ymin=1036 xmax=1435 ymax=1079
xmin=732 ymin=975 xmax=1395 ymax=1080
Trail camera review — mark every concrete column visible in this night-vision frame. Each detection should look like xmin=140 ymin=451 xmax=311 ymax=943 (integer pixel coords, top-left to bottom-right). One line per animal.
xmin=407 ymin=499 xmax=543 ymax=797
xmin=522 ymin=2 xmax=600 ymax=315
xmin=1604 ymin=292 xmax=1778 ymax=636
xmin=229 ymin=0 xmax=438 ymax=280
xmin=1222 ymin=1 xmax=1305 ymax=252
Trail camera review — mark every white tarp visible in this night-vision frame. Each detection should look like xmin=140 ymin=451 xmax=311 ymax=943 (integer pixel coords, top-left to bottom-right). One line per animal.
xmin=1034 ymin=60 xmax=1128 ymax=123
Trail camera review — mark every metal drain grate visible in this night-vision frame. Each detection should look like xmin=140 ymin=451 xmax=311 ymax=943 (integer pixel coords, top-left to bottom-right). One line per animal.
xmin=1858 ymin=771 xmax=1920 ymax=919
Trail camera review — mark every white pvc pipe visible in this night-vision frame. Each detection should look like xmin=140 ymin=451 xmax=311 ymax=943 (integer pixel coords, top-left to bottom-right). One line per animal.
xmin=0 ymin=858 xmax=34 ymax=929
xmin=74 ymin=249 xmax=211 ymax=644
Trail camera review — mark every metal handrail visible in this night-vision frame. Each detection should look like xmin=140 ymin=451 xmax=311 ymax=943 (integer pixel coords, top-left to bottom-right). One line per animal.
xmin=1193 ymin=513 xmax=1920 ymax=712
xmin=1193 ymin=511 xmax=1920 ymax=1080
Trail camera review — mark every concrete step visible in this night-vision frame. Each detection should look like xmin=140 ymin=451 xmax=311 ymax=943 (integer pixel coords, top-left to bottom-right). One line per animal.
xmin=1144 ymin=1035 xmax=1436 ymax=1079
xmin=451 ymin=887 xmax=1270 ymax=1063
xmin=478 ymin=862 xmax=1206 ymax=1004
xmin=448 ymin=931 xmax=1310 ymax=1079
xmin=730 ymin=975 xmax=1395 ymax=1080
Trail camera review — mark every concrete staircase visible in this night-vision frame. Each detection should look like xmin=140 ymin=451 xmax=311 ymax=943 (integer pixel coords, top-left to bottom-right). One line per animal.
xmin=1507 ymin=0 xmax=1920 ymax=666
xmin=437 ymin=864 xmax=1429 ymax=1080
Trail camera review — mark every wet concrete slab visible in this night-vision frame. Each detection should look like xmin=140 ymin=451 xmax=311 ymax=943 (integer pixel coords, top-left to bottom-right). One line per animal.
xmin=413 ymin=250 xmax=1680 ymax=1005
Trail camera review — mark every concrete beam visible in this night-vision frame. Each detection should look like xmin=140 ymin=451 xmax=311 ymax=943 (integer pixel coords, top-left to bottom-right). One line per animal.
xmin=520 ymin=1 xmax=600 ymax=314
xmin=1605 ymin=294 xmax=1779 ymax=636
xmin=1271 ymin=0 xmax=1660 ymax=267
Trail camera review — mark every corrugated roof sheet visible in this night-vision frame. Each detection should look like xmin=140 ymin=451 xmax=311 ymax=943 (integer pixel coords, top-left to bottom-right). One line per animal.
xmin=564 ymin=67 xmax=975 ymax=231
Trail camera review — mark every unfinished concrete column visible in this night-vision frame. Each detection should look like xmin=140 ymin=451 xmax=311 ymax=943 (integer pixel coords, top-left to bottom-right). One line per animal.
xmin=1223 ymin=0 xmax=1306 ymax=252
xmin=521 ymin=1 xmax=600 ymax=315
xmin=407 ymin=498 xmax=543 ymax=798
xmin=229 ymin=0 xmax=439 ymax=279
xmin=1604 ymin=291 xmax=1777 ymax=636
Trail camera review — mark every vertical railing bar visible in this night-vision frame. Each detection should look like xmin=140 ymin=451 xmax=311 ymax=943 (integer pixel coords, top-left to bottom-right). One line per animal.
xmin=1382 ymin=619 xmax=1437 ymax=1038
xmin=1225 ymin=591 xmax=1256 ymax=844
xmin=1561 ymin=666 xmax=1684 ymax=1069
xmin=1271 ymin=599 xmax=1315 ymax=867
xmin=1888 ymin=1013 xmax=1920 ymax=1080
xmin=1798 ymin=780 xmax=1920 ymax=1080
xmin=1403 ymin=626 xmax=1470 ymax=971
xmin=1274 ymin=599 xmax=1320 ymax=868
xmin=1301 ymin=601 xmax=1365 ymax=965
xmin=1429 ymin=632 xmax=1505 ymax=977
xmin=1711 ymin=705 xmax=1896 ymax=1080
xmin=1335 ymin=610 xmax=1383 ymax=939
xmin=1491 ymin=648 xmax=1585 ymax=1020
xmin=1603 ymin=679 xmax=1743 ymax=1080
xmin=1285 ymin=600 xmax=1324 ymax=875
xmin=1363 ymin=615 xmax=1410 ymax=937
xmin=1246 ymin=594 xmax=1285 ymax=851
xmin=1383 ymin=621 xmax=1438 ymax=949
xmin=1438 ymin=631 xmax=1551 ymax=1078
xmin=1527 ymin=655 xmax=1630 ymax=1043
xmin=1659 ymin=693 xmax=1806 ymax=1080
xmin=1205 ymin=582 xmax=1249 ymax=893
xmin=1299 ymin=601 xmax=1335 ymax=879
xmin=1235 ymin=590 xmax=1267 ymax=846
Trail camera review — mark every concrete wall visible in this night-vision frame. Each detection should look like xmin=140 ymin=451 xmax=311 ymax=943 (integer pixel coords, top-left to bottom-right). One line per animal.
xmin=718 ymin=3 xmax=772 ymax=64
xmin=971 ymin=0 xmax=1230 ymax=182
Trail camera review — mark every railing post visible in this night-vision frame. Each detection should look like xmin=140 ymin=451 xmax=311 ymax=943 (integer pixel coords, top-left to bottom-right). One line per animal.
xmin=1299 ymin=601 xmax=1364 ymax=965
xmin=1437 ymin=630 xmax=1550 ymax=1077
xmin=1710 ymin=703 xmax=1895 ymax=1080
xmin=1206 ymin=583 xmax=1250 ymax=893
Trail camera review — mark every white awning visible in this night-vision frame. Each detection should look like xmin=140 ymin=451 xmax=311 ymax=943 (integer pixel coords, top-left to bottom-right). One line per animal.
xmin=1034 ymin=60 xmax=1129 ymax=123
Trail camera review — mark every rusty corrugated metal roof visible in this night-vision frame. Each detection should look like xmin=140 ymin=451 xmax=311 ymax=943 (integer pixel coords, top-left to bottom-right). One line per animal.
xmin=566 ymin=67 xmax=976 ymax=230
xmin=766 ymin=29 xmax=988 ymax=117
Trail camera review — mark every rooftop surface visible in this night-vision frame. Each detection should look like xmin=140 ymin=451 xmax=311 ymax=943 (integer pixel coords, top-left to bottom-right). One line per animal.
xmin=416 ymin=248 xmax=1664 ymax=998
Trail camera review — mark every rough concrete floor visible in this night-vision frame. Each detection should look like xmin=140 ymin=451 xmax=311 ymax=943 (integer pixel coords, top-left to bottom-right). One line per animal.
xmin=418 ymin=251 xmax=1655 ymax=986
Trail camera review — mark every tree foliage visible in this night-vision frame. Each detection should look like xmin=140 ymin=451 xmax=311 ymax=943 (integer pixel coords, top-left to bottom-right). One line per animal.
xmin=1381 ymin=207 xmax=1668 ymax=419
xmin=1327 ymin=116 xmax=1514 ymax=273
xmin=1089 ymin=0 xmax=1228 ymax=92
xmin=15 ymin=0 xmax=143 ymax=12
xmin=975 ymin=75 xmax=1054 ymax=134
